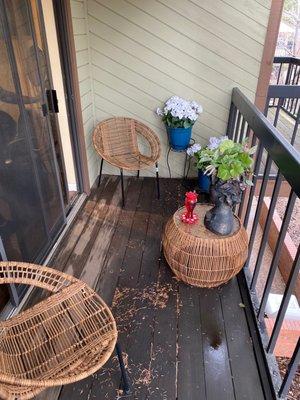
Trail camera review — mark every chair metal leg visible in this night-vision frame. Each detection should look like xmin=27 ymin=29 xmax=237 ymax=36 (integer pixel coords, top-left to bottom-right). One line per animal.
xmin=116 ymin=342 xmax=131 ymax=395
xmin=98 ymin=158 xmax=104 ymax=187
xmin=120 ymin=169 xmax=125 ymax=207
xmin=155 ymin=162 xmax=160 ymax=200
xmin=137 ymin=170 xmax=140 ymax=178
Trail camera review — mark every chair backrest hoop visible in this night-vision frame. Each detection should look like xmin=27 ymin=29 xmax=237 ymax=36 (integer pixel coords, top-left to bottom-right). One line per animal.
xmin=97 ymin=117 xmax=139 ymax=157
xmin=0 ymin=262 xmax=76 ymax=293
xmin=93 ymin=117 xmax=161 ymax=163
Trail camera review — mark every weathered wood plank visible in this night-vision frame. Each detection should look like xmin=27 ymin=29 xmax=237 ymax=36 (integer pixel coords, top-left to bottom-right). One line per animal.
xmin=95 ymin=177 xmax=143 ymax=304
xmin=78 ymin=177 xmax=124 ymax=288
xmin=93 ymin=179 xmax=178 ymax=400
xmin=177 ymin=283 xmax=206 ymax=400
xmin=63 ymin=176 xmax=120 ymax=280
xmin=91 ymin=178 xmax=154 ymax=399
xmin=119 ymin=179 xmax=174 ymax=400
xmin=35 ymin=386 xmax=61 ymax=400
xmin=199 ymin=288 xmax=235 ymax=400
xmin=57 ymin=378 xmax=92 ymax=400
xmin=61 ymin=179 xmax=145 ymax=400
xmin=117 ymin=178 xmax=155 ymax=288
xmin=220 ymin=278 xmax=265 ymax=400
xmin=143 ymin=179 xmax=180 ymax=399
xmin=40 ymin=177 xmax=123 ymax=400
xmin=146 ymin=262 xmax=178 ymax=400
xmin=50 ymin=177 xmax=109 ymax=270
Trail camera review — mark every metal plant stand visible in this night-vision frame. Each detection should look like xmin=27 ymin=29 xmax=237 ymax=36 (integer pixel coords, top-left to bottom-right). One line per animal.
xmin=166 ymin=138 xmax=195 ymax=179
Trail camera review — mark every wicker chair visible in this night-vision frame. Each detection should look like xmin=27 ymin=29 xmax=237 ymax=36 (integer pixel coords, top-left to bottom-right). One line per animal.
xmin=0 ymin=262 xmax=130 ymax=400
xmin=93 ymin=117 xmax=161 ymax=206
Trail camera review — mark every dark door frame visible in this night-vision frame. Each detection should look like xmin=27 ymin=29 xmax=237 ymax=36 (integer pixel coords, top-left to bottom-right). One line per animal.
xmin=51 ymin=0 xmax=90 ymax=195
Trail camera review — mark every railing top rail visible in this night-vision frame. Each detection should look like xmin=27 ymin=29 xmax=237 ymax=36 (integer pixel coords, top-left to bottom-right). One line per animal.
xmin=231 ymin=88 xmax=300 ymax=197
xmin=274 ymin=56 xmax=300 ymax=64
xmin=268 ymin=84 xmax=300 ymax=99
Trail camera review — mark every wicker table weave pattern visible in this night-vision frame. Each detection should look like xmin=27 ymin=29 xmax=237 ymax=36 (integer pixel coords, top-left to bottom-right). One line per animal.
xmin=162 ymin=204 xmax=248 ymax=288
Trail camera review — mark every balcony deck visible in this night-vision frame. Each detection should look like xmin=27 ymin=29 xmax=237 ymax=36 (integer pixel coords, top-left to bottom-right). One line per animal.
xmin=41 ymin=176 xmax=267 ymax=400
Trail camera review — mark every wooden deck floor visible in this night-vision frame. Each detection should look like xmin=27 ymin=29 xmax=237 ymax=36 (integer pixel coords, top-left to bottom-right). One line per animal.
xmin=41 ymin=176 xmax=266 ymax=400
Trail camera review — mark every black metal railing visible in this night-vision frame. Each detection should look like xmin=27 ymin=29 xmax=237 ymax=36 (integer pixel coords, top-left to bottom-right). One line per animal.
xmin=272 ymin=56 xmax=300 ymax=86
xmin=271 ymin=56 xmax=300 ymax=120
xmin=227 ymin=88 xmax=300 ymax=399
xmin=265 ymin=85 xmax=300 ymax=159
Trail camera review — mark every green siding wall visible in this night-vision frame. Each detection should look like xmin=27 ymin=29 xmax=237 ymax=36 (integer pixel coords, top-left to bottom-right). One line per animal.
xmin=71 ymin=0 xmax=271 ymax=183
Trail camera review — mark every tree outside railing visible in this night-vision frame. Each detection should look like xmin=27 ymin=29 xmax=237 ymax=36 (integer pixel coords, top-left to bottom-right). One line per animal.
xmin=278 ymin=0 xmax=300 ymax=57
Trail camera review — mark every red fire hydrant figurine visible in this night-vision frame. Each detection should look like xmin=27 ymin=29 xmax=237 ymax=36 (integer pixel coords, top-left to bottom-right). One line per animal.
xmin=181 ymin=191 xmax=198 ymax=224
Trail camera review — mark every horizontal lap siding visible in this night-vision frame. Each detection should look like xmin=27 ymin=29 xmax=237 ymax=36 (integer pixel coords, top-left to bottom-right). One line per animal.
xmin=71 ymin=0 xmax=98 ymax=186
xmin=72 ymin=0 xmax=271 ymax=181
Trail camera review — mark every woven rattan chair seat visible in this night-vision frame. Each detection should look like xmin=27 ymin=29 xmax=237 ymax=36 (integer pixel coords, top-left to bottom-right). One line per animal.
xmin=0 ymin=262 xmax=117 ymax=400
xmin=103 ymin=152 xmax=155 ymax=170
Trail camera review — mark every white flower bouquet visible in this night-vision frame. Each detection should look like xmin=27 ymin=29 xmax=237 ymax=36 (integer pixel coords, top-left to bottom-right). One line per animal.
xmin=156 ymin=96 xmax=203 ymax=128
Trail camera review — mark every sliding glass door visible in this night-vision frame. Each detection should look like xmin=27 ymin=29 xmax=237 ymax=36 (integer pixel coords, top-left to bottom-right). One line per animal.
xmin=0 ymin=0 xmax=66 ymax=270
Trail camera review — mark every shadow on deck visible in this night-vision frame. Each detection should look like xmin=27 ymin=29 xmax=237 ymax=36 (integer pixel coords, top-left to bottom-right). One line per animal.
xmin=39 ymin=176 xmax=267 ymax=400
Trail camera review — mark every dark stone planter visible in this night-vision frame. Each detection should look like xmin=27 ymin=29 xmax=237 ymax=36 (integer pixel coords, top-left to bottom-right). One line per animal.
xmin=205 ymin=179 xmax=242 ymax=236
xmin=204 ymin=203 xmax=234 ymax=236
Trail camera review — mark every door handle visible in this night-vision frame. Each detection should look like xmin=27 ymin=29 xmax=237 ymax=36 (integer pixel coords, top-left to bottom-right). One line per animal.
xmin=46 ymin=89 xmax=59 ymax=113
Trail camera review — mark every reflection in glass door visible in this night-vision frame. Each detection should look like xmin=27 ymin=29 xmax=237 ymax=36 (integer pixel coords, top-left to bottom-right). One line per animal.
xmin=0 ymin=0 xmax=66 ymax=274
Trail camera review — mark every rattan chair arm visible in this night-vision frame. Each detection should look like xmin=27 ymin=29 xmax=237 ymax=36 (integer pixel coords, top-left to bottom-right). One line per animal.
xmin=0 ymin=262 xmax=77 ymax=293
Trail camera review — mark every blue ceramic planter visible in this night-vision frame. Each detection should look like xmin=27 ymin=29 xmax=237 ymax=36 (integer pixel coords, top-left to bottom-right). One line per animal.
xmin=167 ymin=126 xmax=192 ymax=150
xmin=198 ymin=170 xmax=211 ymax=193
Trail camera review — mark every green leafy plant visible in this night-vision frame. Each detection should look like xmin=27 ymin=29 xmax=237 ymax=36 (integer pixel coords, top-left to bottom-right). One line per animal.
xmin=191 ymin=137 xmax=256 ymax=185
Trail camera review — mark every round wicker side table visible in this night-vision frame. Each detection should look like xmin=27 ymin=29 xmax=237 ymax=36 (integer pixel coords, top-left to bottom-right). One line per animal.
xmin=162 ymin=204 xmax=248 ymax=288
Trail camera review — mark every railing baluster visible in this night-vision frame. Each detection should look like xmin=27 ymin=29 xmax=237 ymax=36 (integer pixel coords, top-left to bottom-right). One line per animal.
xmin=246 ymin=155 xmax=272 ymax=255
xmin=292 ymin=66 xmax=300 ymax=114
xmin=257 ymin=191 xmax=297 ymax=319
xmin=278 ymin=338 xmax=300 ymax=398
xmin=273 ymin=97 xmax=283 ymax=127
xmin=235 ymin=121 xmax=251 ymax=218
xmin=245 ymin=124 xmax=251 ymax=139
xmin=292 ymin=97 xmax=299 ymax=119
xmin=290 ymin=65 xmax=300 ymax=113
xmin=293 ymin=66 xmax=300 ymax=115
xmin=243 ymin=141 xmax=263 ymax=229
xmin=267 ymin=244 xmax=300 ymax=353
xmin=287 ymin=63 xmax=297 ymax=111
xmin=291 ymin=106 xmax=300 ymax=145
xmin=226 ymin=101 xmax=238 ymax=140
xmin=285 ymin=62 xmax=294 ymax=112
xmin=277 ymin=62 xmax=282 ymax=85
xmin=238 ymin=117 xmax=246 ymax=143
xmin=233 ymin=111 xmax=241 ymax=142
xmin=285 ymin=61 xmax=292 ymax=85
xmin=250 ymin=173 xmax=282 ymax=289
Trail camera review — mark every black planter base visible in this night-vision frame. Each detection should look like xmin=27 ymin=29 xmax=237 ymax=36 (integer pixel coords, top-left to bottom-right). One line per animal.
xmin=204 ymin=203 xmax=234 ymax=236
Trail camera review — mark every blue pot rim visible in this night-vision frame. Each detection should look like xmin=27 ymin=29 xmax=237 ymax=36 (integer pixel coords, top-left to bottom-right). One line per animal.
xmin=166 ymin=126 xmax=192 ymax=131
